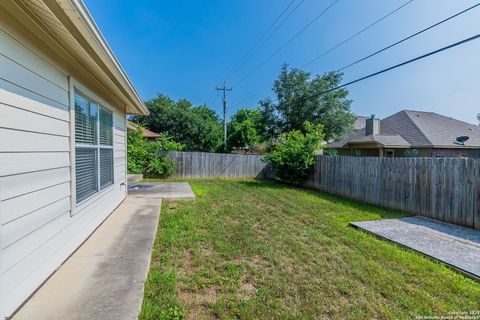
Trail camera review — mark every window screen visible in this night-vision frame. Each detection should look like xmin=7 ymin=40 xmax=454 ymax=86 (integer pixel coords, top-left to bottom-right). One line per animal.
xmin=74 ymin=91 xmax=114 ymax=204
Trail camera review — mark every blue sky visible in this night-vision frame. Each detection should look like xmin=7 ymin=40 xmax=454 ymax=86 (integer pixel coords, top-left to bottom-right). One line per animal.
xmin=84 ymin=0 xmax=480 ymax=124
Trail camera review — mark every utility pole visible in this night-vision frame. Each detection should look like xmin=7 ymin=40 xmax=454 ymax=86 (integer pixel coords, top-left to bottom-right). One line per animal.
xmin=216 ymin=82 xmax=232 ymax=152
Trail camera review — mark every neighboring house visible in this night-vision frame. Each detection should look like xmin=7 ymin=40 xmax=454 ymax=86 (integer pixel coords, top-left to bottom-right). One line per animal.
xmin=329 ymin=110 xmax=480 ymax=158
xmin=127 ymin=120 xmax=161 ymax=140
xmin=0 ymin=1 xmax=148 ymax=318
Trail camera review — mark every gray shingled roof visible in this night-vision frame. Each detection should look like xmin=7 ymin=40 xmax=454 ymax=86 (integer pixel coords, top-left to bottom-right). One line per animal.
xmin=402 ymin=110 xmax=480 ymax=147
xmin=345 ymin=134 xmax=410 ymax=148
xmin=330 ymin=110 xmax=480 ymax=148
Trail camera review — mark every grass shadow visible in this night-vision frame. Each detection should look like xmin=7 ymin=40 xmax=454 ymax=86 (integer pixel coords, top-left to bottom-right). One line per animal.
xmin=236 ymin=179 xmax=410 ymax=220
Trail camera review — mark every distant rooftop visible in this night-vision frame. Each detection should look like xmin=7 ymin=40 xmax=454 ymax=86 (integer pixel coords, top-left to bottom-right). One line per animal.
xmin=126 ymin=120 xmax=160 ymax=139
xmin=331 ymin=110 xmax=480 ymax=149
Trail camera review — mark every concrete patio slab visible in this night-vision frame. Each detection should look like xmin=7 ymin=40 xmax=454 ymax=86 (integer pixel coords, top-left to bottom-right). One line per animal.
xmin=128 ymin=182 xmax=195 ymax=200
xmin=12 ymin=197 xmax=162 ymax=320
xmin=351 ymin=216 xmax=480 ymax=281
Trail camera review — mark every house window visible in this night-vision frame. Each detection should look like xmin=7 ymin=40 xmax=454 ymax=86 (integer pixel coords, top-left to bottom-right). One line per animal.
xmin=385 ymin=149 xmax=395 ymax=157
xmin=74 ymin=92 xmax=114 ymax=204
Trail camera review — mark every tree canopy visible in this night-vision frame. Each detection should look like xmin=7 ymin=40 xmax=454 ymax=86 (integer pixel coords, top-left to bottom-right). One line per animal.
xmin=259 ymin=64 xmax=355 ymax=141
xmin=264 ymin=121 xmax=324 ymax=184
xmin=127 ymin=124 xmax=183 ymax=177
xmin=132 ymin=95 xmax=223 ymax=152
xmin=131 ymin=64 xmax=355 ymax=153
xmin=227 ymin=108 xmax=262 ymax=150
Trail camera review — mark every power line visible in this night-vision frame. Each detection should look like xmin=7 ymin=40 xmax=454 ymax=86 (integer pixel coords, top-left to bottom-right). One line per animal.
xmin=231 ymin=0 xmax=415 ymax=108
xmin=338 ymin=2 xmax=480 ymax=71
xmin=209 ymin=0 xmax=304 ymax=108
xmin=231 ymin=85 xmax=271 ymax=109
xmin=276 ymin=33 xmax=480 ymax=106
xmin=205 ymin=88 xmax=217 ymax=105
xmin=301 ymin=0 xmax=415 ymax=69
xmin=232 ymin=0 xmax=339 ymax=87
xmin=231 ymin=1 xmax=479 ymax=108
xmin=222 ymin=0 xmax=299 ymax=81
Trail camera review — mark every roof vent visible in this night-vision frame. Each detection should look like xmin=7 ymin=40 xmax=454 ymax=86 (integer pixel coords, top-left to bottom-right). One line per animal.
xmin=416 ymin=114 xmax=420 ymax=117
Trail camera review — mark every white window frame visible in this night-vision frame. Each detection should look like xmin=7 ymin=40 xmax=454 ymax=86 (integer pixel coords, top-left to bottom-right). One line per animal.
xmin=69 ymin=80 xmax=115 ymax=215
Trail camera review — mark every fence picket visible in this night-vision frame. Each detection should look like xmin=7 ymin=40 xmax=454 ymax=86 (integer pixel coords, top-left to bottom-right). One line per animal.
xmin=310 ymin=156 xmax=478 ymax=230
xmin=166 ymin=151 xmax=269 ymax=179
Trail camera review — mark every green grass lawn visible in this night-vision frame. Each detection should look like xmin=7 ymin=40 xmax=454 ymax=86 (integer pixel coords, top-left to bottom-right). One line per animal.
xmin=140 ymin=180 xmax=480 ymax=320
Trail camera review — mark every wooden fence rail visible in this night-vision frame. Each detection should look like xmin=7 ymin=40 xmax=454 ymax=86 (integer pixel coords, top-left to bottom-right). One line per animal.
xmin=307 ymin=156 xmax=480 ymax=230
xmin=166 ymin=151 xmax=270 ymax=179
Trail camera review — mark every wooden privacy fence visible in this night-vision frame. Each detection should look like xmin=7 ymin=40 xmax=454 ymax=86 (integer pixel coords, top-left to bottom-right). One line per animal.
xmin=308 ymin=156 xmax=480 ymax=230
xmin=166 ymin=151 xmax=270 ymax=179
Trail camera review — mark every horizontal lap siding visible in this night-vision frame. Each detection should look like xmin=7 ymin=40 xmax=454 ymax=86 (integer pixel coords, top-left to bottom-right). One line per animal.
xmin=0 ymin=24 xmax=127 ymax=317
xmin=0 ymin=26 xmax=72 ymax=315
xmin=0 ymin=152 xmax=70 ymax=176
xmin=113 ymin=118 xmax=126 ymax=183
xmin=0 ymin=128 xmax=69 ymax=152
xmin=0 ymin=28 xmax=67 ymax=91
xmin=3 ymin=188 xmax=125 ymax=311
xmin=0 ymin=167 xmax=71 ymax=201
xmin=0 ymin=103 xmax=69 ymax=136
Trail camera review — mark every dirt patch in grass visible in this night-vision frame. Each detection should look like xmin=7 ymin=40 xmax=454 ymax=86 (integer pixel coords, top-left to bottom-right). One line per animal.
xmin=183 ymin=249 xmax=194 ymax=269
xmin=179 ymin=285 xmax=220 ymax=305
xmin=180 ymin=285 xmax=220 ymax=320
xmin=185 ymin=304 xmax=216 ymax=320
xmin=225 ymin=216 xmax=240 ymax=225
xmin=238 ymin=282 xmax=256 ymax=300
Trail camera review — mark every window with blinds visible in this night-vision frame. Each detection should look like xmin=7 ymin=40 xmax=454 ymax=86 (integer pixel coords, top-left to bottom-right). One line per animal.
xmin=75 ymin=91 xmax=114 ymax=204
xmin=75 ymin=148 xmax=97 ymax=203
xmin=100 ymin=149 xmax=113 ymax=189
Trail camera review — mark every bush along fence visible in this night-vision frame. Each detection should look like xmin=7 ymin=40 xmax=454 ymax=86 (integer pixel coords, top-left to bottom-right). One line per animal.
xmin=307 ymin=156 xmax=480 ymax=230
xmin=165 ymin=151 xmax=271 ymax=179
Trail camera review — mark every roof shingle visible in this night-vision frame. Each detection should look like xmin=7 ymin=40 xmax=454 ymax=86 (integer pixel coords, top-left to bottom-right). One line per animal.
xmin=330 ymin=110 xmax=480 ymax=148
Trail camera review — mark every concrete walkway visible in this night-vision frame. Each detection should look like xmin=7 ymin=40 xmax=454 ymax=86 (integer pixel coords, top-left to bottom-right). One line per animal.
xmin=351 ymin=216 xmax=480 ymax=281
xmin=13 ymin=197 xmax=162 ymax=320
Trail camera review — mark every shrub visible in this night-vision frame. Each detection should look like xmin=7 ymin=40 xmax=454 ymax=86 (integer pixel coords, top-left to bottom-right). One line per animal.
xmin=323 ymin=147 xmax=338 ymax=156
xmin=127 ymin=125 xmax=183 ymax=178
xmin=264 ymin=121 xmax=324 ymax=184
xmin=404 ymin=149 xmax=419 ymax=157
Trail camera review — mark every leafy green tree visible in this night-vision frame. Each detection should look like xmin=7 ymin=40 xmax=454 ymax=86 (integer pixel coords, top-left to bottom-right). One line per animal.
xmin=127 ymin=125 xmax=183 ymax=177
xmin=227 ymin=108 xmax=262 ymax=150
xmin=323 ymin=148 xmax=338 ymax=156
xmin=132 ymin=94 xmax=223 ymax=152
xmin=259 ymin=64 xmax=355 ymax=141
xmin=264 ymin=121 xmax=324 ymax=184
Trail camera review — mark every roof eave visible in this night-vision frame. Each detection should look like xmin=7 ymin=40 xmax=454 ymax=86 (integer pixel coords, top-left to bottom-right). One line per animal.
xmin=18 ymin=0 xmax=149 ymax=115
xmin=430 ymin=145 xmax=480 ymax=149
xmin=343 ymin=141 xmax=411 ymax=148
xmin=66 ymin=0 xmax=148 ymax=115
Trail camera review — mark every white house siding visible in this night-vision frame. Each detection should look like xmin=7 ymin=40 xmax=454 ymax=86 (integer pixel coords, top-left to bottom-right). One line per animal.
xmin=0 ymin=23 xmax=127 ymax=317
